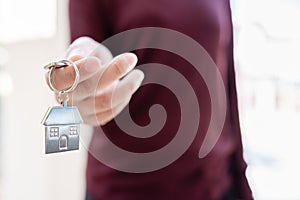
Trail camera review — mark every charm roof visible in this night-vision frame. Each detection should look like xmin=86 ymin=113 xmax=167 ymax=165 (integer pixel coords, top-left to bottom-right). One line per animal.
xmin=41 ymin=106 xmax=83 ymax=126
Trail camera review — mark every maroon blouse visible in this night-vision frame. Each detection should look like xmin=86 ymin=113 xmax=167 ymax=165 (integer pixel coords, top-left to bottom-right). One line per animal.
xmin=69 ymin=0 xmax=252 ymax=199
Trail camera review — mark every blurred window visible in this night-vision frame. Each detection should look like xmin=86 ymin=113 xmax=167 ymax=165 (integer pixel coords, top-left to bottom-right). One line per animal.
xmin=232 ymin=0 xmax=300 ymax=199
xmin=0 ymin=0 xmax=57 ymax=43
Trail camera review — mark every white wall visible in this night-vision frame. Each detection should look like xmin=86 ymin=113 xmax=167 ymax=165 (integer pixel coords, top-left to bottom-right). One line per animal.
xmin=1 ymin=1 xmax=92 ymax=200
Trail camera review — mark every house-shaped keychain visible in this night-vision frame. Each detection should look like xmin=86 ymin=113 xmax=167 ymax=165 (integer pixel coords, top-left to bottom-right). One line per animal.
xmin=41 ymin=105 xmax=83 ymax=154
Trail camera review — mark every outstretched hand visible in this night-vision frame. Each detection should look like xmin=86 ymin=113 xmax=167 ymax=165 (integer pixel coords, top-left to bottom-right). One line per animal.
xmin=46 ymin=37 xmax=144 ymax=126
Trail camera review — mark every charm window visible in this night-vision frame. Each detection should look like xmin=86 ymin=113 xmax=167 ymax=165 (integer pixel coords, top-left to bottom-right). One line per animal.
xmin=50 ymin=127 xmax=59 ymax=137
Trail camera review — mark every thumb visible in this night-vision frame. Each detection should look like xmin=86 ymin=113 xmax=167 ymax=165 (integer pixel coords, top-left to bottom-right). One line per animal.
xmin=66 ymin=36 xmax=113 ymax=64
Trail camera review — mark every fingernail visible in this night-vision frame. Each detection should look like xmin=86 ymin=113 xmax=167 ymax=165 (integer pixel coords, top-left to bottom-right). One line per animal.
xmin=137 ymin=71 xmax=145 ymax=83
xmin=124 ymin=54 xmax=137 ymax=65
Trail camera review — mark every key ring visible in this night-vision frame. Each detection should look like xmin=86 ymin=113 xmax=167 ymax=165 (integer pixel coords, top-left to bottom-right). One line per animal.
xmin=44 ymin=59 xmax=80 ymax=103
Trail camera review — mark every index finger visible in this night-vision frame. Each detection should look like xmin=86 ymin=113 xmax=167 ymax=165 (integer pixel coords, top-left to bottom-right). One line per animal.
xmin=45 ymin=56 xmax=101 ymax=92
xmin=97 ymin=53 xmax=138 ymax=90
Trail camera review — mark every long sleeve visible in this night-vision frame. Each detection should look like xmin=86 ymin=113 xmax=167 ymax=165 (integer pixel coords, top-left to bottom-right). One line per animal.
xmin=228 ymin=38 xmax=253 ymax=200
xmin=69 ymin=0 xmax=111 ymax=43
xmin=67 ymin=1 xmax=253 ymax=199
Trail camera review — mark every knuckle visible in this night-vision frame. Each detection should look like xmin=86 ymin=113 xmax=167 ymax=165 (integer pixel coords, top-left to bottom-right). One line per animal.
xmin=85 ymin=115 xmax=97 ymax=126
xmin=78 ymin=78 xmax=99 ymax=96
xmin=65 ymin=68 xmax=76 ymax=81
xmin=111 ymin=59 xmax=126 ymax=77
xmin=127 ymin=81 xmax=137 ymax=93
xmin=99 ymin=119 xmax=106 ymax=126
xmin=97 ymin=92 xmax=112 ymax=109
xmin=67 ymin=37 xmax=99 ymax=58
xmin=98 ymin=114 xmax=109 ymax=125
xmin=73 ymin=36 xmax=95 ymax=46
xmin=129 ymin=82 xmax=136 ymax=92
xmin=75 ymin=83 xmax=90 ymax=99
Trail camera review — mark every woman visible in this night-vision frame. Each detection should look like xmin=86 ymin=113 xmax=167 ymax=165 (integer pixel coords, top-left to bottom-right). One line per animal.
xmin=53 ymin=0 xmax=253 ymax=199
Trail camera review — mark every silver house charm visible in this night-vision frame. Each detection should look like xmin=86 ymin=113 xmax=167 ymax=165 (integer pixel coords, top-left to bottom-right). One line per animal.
xmin=42 ymin=59 xmax=82 ymax=154
xmin=42 ymin=105 xmax=82 ymax=153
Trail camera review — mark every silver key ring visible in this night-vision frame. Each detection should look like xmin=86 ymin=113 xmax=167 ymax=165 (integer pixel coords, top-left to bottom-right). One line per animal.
xmin=45 ymin=59 xmax=80 ymax=95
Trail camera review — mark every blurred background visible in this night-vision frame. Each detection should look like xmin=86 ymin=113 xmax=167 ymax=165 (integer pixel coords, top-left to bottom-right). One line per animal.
xmin=0 ymin=0 xmax=299 ymax=199
xmin=0 ymin=0 xmax=91 ymax=200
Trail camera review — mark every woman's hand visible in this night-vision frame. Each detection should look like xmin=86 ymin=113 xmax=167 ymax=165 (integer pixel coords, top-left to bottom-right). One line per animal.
xmin=46 ymin=37 xmax=144 ymax=126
